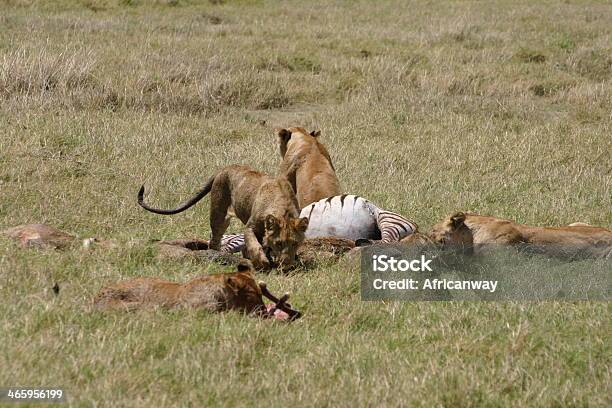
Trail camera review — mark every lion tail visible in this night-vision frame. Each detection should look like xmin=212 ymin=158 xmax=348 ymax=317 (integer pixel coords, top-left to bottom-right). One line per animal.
xmin=138 ymin=175 xmax=215 ymax=215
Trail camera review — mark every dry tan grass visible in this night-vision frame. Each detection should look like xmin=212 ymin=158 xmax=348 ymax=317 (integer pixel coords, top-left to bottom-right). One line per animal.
xmin=0 ymin=0 xmax=611 ymax=406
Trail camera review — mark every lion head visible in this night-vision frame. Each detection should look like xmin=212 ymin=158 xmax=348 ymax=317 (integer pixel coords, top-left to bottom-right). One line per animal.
xmin=262 ymin=214 xmax=309 ymax=269
xmin=429 ymin=212 xmax=474 ymax=249
xmin=276 ymin=127 xmax=320 ymax=158
xmin=223 ymin=260 xmax=267 ymax=315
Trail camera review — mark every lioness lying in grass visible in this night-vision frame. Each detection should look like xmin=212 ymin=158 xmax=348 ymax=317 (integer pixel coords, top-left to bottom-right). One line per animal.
xmin=429 ymin=212 xmax=612 ymax=259
xmin=94 ymin=260 xmax=266 ymax=314
xmin=94 ymin=260 xmax=301 ymax=320
xmin=138 ymin=165 xmax=308 ymax=270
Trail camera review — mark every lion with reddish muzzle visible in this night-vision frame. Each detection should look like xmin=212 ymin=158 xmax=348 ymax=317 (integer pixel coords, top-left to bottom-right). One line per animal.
xmin=94 ymin=260 xmax=301 ymax=320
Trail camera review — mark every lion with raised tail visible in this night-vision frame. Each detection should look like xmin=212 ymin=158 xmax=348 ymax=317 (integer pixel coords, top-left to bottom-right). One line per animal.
xmin=277 ymin=127 xmax=341 ymax=208
xmin=138 ymin=165 xmax=308 ymax=270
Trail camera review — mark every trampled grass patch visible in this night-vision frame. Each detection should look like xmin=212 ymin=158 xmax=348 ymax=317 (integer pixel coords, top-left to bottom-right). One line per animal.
xmin=1 ymin=0 xmax=611 ymax=406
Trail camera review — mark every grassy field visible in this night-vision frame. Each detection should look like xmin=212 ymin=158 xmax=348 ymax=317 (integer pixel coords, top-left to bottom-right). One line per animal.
xmin=1 ymin=0 xmax=611 ymax=406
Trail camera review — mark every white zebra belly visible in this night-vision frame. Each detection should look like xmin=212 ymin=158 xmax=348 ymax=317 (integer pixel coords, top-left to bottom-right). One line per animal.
xmin=300 ymin=195 xmax=378 ymax=240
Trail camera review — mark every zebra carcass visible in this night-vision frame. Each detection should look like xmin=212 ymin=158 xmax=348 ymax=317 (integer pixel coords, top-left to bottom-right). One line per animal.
xmin=219 ymin=195 xmax=418 ymax=253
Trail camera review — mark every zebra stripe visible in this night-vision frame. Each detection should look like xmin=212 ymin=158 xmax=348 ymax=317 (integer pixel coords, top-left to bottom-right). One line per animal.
xmin=376 ymin=210 xmax=417 ymax=243
xmin=220 ymin=234 xmax=245 ymax=253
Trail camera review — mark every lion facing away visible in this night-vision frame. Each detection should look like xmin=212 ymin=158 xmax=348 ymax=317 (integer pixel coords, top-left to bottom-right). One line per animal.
xmin=138 ymin=164 xmax=308 ymax=270
xmin=94 ymin=260 xmax=267 ymax=315
xmin=429 ymin=212 xmax=612 ymax=259
xmin=277 ymin=127 xmax=341 ymax=208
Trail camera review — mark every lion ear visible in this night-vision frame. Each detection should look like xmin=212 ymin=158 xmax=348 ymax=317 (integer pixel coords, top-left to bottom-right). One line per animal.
xmin=236 ymin=259 xmax=253 ymax=273
xmin=309 ymin=130 xmax=321 ymax=137
xmin=265 ymin=214 xmax=280 ymax=233
xmin=295 ymin=217 xmax=309 ymax=232
xmin=450 ymin=212 xmax=466 ymax=229
xmin=276 ymin=128 xmax=291 ymax=157
xmin=276 ymin=128 xmax=291 ymax=142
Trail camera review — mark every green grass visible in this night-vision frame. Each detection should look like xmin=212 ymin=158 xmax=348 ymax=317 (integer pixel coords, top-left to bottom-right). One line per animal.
xmin=1 ymin=0 xmax=611 ymax=406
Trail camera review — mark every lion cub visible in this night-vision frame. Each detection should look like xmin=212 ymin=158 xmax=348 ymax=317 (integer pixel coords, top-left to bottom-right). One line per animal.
xmin=429 ymin=212 xmax=612 ymax=259
xmin=277 ymin=127 xmax=341 ymax=208
xmin=138 ymin=164 xmax=308 ymax=270
xmin=94 ymin=260 xmax=266 ymax=314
